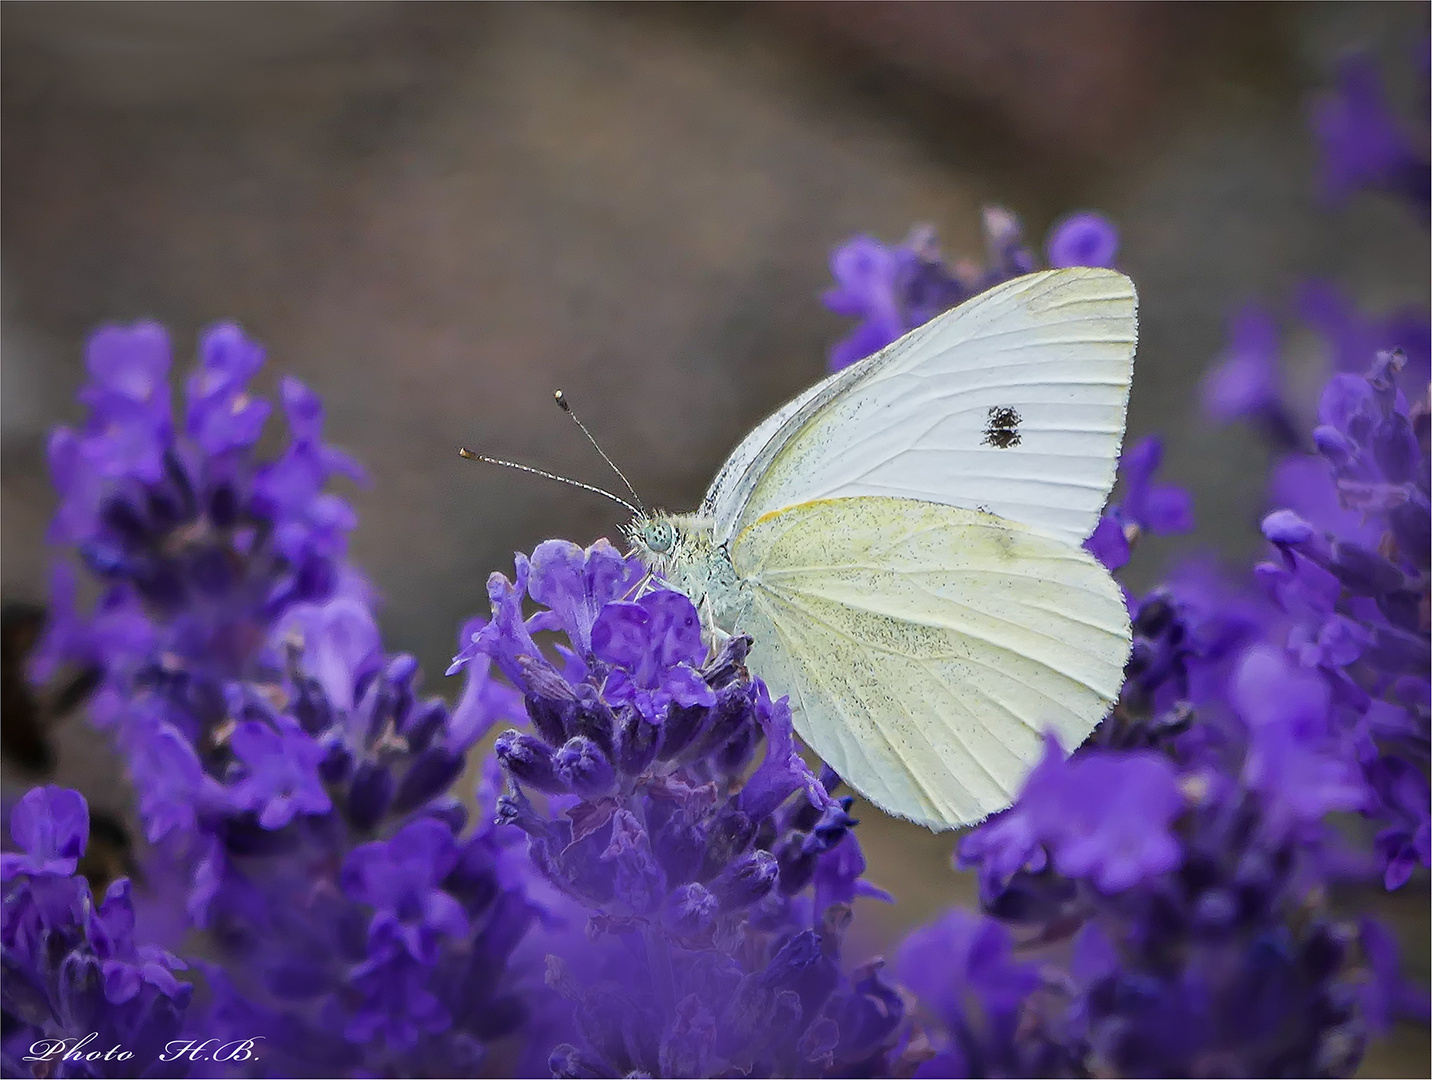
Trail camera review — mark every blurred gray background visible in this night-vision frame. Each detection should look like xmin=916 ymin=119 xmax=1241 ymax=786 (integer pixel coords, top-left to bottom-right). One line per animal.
xmin=2 ymin=3 xmax=1427 ymax=1072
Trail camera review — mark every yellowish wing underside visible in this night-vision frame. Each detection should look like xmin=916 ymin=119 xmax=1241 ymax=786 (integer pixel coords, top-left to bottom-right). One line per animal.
xmin=730 ymin=496 xmax=1131 ymax=830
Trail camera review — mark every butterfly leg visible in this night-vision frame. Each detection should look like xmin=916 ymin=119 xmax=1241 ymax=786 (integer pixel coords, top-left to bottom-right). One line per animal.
xmin=698 ymin=592 xmax=732 ymax=653
xmin=624 ymin=571 xmax=658 ymax=600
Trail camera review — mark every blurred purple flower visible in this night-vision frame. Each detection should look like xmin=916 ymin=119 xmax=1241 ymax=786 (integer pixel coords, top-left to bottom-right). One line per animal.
xmin=2 ymin=788 xmax=193 ymax=1078
xmin=1300 ymin=281 xmax=1431 ymax=389
xmin=22 ymin=323 xmax=546 ymax=1076
xmin=227 ymin=713 xmax=333 ymax=829
xmin=1085 ymin=435 xmax=1194 ymax=570
xmin=1309 ymin=53 xmax=1430 ymax=217
xmin=0 ymin=786 xmax=89 ymax=880
xmin=896 ymin=911 xmax=1053 ymax=1078
xmin=1201 ymin=304 xmax=1304 ymax=449
xmin=1046 ymin=212 xmax=1119 ymax=268
xmin=343 ymin=819 xmax=470 ymax=964
xmin=822 ymin=235 xmax=909 ymax=371
xmin=823 ymin=209 xmax=1110 ymax=370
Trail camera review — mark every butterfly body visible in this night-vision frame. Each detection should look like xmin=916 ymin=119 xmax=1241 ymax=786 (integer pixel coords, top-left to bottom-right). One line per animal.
xmin=628 ymin=268 xmax=1139 ymax=831
xmin=628 ymin=513 xmax=744 ymax=629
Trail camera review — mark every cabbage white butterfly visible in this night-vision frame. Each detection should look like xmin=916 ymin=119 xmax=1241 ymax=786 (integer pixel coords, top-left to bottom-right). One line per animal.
xmin=627 ymin=268 xmax=1137 ymax=830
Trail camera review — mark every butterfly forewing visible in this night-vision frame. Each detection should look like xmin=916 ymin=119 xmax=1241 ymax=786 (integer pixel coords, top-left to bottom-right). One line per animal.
xmin=710 ymin=268 xmax=1137 ymax=548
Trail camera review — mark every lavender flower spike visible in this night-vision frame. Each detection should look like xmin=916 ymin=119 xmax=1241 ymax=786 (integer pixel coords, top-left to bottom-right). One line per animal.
xmin=467 ymin=540 xmax=913 ymax=1077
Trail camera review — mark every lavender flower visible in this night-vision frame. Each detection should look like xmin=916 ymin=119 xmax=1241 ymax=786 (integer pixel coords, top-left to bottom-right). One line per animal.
xmin=1199 ymin=304 xmax=1305 ymax=449
xmin=31 ymin=322 xmax=365 ymax=848
xmin=21 ymin=324 xmax=543 ymax=1076
xmin=3 ymin=787 xmax=193 ymax=1078
xmin=821 ymin=208 xmax=1118 ymax=370
xmin=1083 ymin=435 xmax=1194 ymax=572
xmin=1258 ymin=348 xmax=1430 ymax=890
xmin=1045 ymin=212 xmax=1120 ymax=270
xmin=1191 ymin=43 xmax=1430 ymax=914
xmin=945 ymin=584 xmax=1405 ymax=1076
xmin=1309 ymin=52 xmax=1430 ymax=218
xmin=895 ymin=911 xmax=1066 ymax=1078
xmin=454 ymin=539 xmax=914 ymax=1077
xmin=160 ymin=547 xmax=541 ymax=1076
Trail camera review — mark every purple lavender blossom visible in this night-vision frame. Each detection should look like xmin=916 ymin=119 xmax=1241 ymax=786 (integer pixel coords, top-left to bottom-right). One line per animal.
xmin=1299 ymin=281 xmax=1431 ymax=391
xmin=2 ymin=787 xmax=193 ymax=1079
xmin=1 ymin=785 xmax=88 ymax=879
xmin=456 ymin=538 xmax=915 ymax=1077
xmin=822 ymin=235 xmax=912 ymax=372
xmin=21 ymin=324 xmax=543 ymax=1077
xmin=1256 ymin=348 xmax=1430 ymax=890
xmin=1309 ymin=52 xmax=1430 ymax=218
xmin=226 ymin=713 xmax=332 ymax=829
xmin=172 ymin=594 xmax=541 ymax=1075
xmin=342 ymin=818 xmax=470 ymax=964
xmin=1084 ymin=435 xmax=1194 ymax=572
xmin=895 ymin=911 xmax=1061 ymax=1078
xmin=948 ymin=587 xmax=1407 ymax=1076
xmin=1200 ymin=304 xmax=1305 ymax=450
xmin=1045 ymin=212 xmax=1120 ymax=269
xmin=822 ymin=208 xmax=1113 ymax=370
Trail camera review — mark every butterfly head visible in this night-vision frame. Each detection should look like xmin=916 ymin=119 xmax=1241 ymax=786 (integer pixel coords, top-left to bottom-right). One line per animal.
xmin=625 ymin=513 xmax=713 ymax=578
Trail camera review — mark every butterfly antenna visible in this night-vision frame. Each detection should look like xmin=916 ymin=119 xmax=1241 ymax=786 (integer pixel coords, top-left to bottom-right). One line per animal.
xmin=554 ymin=389 xmax=646 ymax=514
xmin=457 ymin=448 xmax=641 ymax=516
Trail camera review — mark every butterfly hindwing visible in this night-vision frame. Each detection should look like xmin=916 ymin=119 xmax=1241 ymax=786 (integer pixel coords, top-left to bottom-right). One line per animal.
xmin=730 ymin=496 xmax=1131 ymax=829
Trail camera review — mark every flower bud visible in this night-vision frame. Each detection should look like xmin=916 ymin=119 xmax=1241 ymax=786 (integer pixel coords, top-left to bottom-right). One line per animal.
xmin=1330 ymin=540 xmax=1405 ymax=596
xmin=1311 ymin=423 xmax=1356 ymax=467
xmin=664 ymin=882 xmax=718 ymax=937
xmin=698 ymin=805 xmax=756 ymax=883
xmin=700 ymin=633 xmax=751 ymax=689
xmin=568 ymin=686 xmax=616 ymax=759
xmin=658 ymin=701 xmax=710 ymax=760
xmin=554 ymin=737 xmax=616 ymax=799
xmin=524 ymin=694 xmax=569 ymax=748
xmin=494 ymin=730 xmax=567 ymax=794
xmin=393 ymin=748 xmax=464 ymax=813
xmin=346 ymin=763 xmax=393 ymax=831
xmin=710 ymin=849 xmax=779 ymax=910
xmin=774 ymin=831 xmax=816 ymax=896
xmin=400 ymin=698 xmax=448 ymax=754
xmin=682 ymin=683 xmax=751 ymax=762
xmin=1261 ymin=509 xmax=1318 ymax=547
xmin=615 ymin=707 xmax=660 ymax=776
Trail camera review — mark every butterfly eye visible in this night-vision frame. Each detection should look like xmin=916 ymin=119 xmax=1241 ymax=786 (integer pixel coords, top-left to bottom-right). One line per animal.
xmin=643 ymin=522 xmax=674 ymax=554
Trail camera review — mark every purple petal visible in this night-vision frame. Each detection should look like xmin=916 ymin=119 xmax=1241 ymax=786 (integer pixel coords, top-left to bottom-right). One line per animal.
xmin=9 ymin=786 xmax=89 ymax=871
xmin=1202 ymin=305 xmax=1282 ymax=421
xmin=1084 ymin=513 xmax=1130 ymax=570
xmin=639 ymin=590 xmax=706 ymax=670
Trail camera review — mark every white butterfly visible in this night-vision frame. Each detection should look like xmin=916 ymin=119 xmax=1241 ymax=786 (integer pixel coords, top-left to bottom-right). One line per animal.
xmin=627 ymin=267 xmax=1137 ymax=830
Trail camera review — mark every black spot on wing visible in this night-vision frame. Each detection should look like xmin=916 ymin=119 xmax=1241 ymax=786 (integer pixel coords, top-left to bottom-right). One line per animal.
xmin=982 ymin=406 xmax=1022 ymax=449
